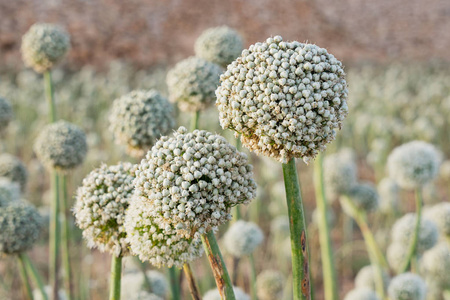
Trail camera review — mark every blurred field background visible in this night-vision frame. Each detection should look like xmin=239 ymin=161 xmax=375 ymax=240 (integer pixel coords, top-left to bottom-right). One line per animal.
xmin=1 ymin=0 xmax=450 ymax=300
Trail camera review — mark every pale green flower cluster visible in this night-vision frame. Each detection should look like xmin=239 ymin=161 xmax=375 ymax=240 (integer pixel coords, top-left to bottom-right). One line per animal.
xmin=0 ymin=154 xmax=28 ymax=191
xmin=255 ymin=270 xmax=285 ymax=300
xmin=167 ymin=57 xmax=222 ymax=112
xmin=34 ymin=121 xmax=88 ymax=171
xmin=354 ymin=265 xmax=390 ymax=292
xmin=423 ymin=202 xmax=450 ymax=237
xmin=421 ymin=243 xmax=450 ymax=290
xmin=0 ymin=178 xmax=21 ymax=206
xmin=109 ymin=89 xmax=175 ymax=158
xmin=223 ymin=220 xmax=264 ymax=257
xmin=74 ymin=162 xmax=136 ymax=257
xmin=21 ymin=23 xmax=70 ymax=73
xmin=216 ymin=35 xmax=348 ymax=163
xmin=323 ymin=150 xmax=358 ymax=200
xmin=347 ymin=182 xmax=379 ymax=213
xmin=388 ymin=273 xmax=427 ymax=300
xmin=195 ymin=26 xmax=243 ymax=68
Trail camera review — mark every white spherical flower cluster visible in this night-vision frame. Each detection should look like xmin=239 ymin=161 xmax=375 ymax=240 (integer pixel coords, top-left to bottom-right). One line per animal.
xmin=216 ymin=35 xmax=348 ymax=163
xmin=74 ymin=162 xmax=136 ymax=257
xmin=391 ymin=213 xmax=438 ymax=255
xmin=323 ymin=151 xmax=357 ymax=199
xmin=204 ymin=286 xmax=250 ymax=300
xmin=388 ymin=273 xmax=427 ymax=300
xmin=0 ymin=154 xmax=28 ymax=191
xmin=124 ymin=198 xmax=203 ymax=268
xmin=194 ymin=26 xmax=243 ymax=68
xmin=109 ymin=90 xmax=175 ymax=158
xmin=121 ymin=270 xmax=168 ymax=299
xmin=377 ymin=177 xmax=400 ymax=213
xmin=255 ymin=270 xmax=285 ymax=300
xmin=355 ymin=265 xmax=390 ymax=291
xmin=223 ymin=220 xmax=264 ymax=257
xmin=421 ymin=243 xmax=450 ymax=289
xmin=347 ymin=182 xmax=379 ymax=213
xmin=0 ymin=178 xmax=21 ymax=206
xmin=344 ymin=288 xmax=380 ymax=300
xmin=423 ymin=202 xmax=450 ymax=237
xmin=0 ymin=97 xmax=13 ymax=132
xmin=21 ymin=23 xmax=70 ymax=73
xmin=0 ymin=202 xmax=43 ymax=255
xmin=387 ymin=141 xmax=441 ymax=189
xmin=166 ymin=57 xmax=222 ymax=112
xmin=34 ymin=121 xmax=88 ymax=171
xmin=133 ymin=127 xmax=257 ymax=237
xmin=387 ymin=243 xmax=409 ymax=274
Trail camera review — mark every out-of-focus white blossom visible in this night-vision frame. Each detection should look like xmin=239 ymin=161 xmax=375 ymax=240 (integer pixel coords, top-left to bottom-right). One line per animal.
xmin=423 ymin=202 xmax=450 ymax=237
xmin=223 ymin=220 xmax=264 ymax=257
xmin=256 ymin=270 xmax=285 ymax=300
xmin=203 ymin=286 xmax=250 ymax=300
xmin=388 ymin=273 xmax=427 ymax=300
xmin=344 ymin=288 xmax=380 ymax=300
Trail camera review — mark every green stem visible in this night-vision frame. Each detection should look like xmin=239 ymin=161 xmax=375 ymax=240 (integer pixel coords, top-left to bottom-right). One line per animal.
xmin=18 ymin=254 xmax=34 ymax=300
xmin=201 ymin=230 xmax=236 ymax=300
xmin=109 ymin=255 xmax=122 ymax=300
xmin=313 ymin=153 xmax=338 ymax=300
xmin=50 ymin=170 xmax=61 ymax=300
xmin=400 ymin=188 xmax=423 ymax=273
xmin=249 ymin=254 xmax=258 ymax=300
xmin=282 ymin=158 xmax=311 ymax=300
xmin=44 ymin=70 xmax=56 ymax=123
xmin=183 ymin=263 xmax=202 ymax=300
xmin=168 ymin=267 xmax=180 ymax=300
xmin=22 ymin=253 xmax=48 ymax=300
xmin=191 ymin=110 xmax=200 ymax=132
xmin=60 ymin=174 xmax=73 ymax=300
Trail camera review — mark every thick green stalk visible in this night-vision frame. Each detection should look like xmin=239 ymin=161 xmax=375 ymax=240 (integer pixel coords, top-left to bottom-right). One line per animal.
xmin=400 ymin=188 xmax=423 ymax=273
xmin=168 ymin=267 xmax=181 ymax=300
xmin=50 ymin=170 xmax=61 ymax=300
xmin=22 ymin=253 xmax=48 ymax=300
xmin=18 ymin=254 xmax=34 ymax=300
xmin=249 ymin=254 xmax=258 ymax=300
xmin=183 ymin=263 xmax=202 ymax=300
xmin=60 ymin=175 xmax=73 ymax=300
xmin=191 ymin=110 xmax=200 ymax=132
xmin=313 ymin=153 xmax=338 ymax=300
xmin=201 ymin=230 xmax=236 ymax=300
xmin=44 ymin=71 xmax=56 ymax=123
xmin=282 ymin=158 xmax=311 ymax=300
xmin=109 ymin=255 xmax=122 ymax=300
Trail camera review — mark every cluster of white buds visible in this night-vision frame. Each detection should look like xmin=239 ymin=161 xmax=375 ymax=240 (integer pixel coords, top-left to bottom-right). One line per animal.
xmin=0 ymin=202 xmax=43 ymax=255
xmin=420 ymin=243 xmax=450 ymax=290
xmin=324 ymin=150 xmax=357 ymax=200
xmin=21 ymin=23 xmax=70 ymax=73
xmin=166 ymin=57 xmax=222 ymax=112
xmin=388 ymin=273 xmax=427 ymax=300
xmin=0 ymin=97 xmax=13 ymax=132
xmin=223 ymin=220 xmax=264 ymax=257
xmin=0 ymin=154 xmax=28 ymax=191
xmin=0 ymin=178 xmax=21 ymax=206
xmin=124 ymin=198 xmax=204 ymax=268
xmin=344 ymin=288 xmax=380 ymax=300
xmin=216 ymin=35 xmax=348 ymax=163
xmin=133 ymin=127 xmax=257 ymax=238
xmin=121 ymin=269 xmax=168 ymax=299
xmin=74 ymin=162 xmax=136 ymax=257
xmin=34 ymin=121 xmax=88 ymax=171
xmin=355 ymin=265 xmax=390 ymax=291
xmin=386 ymin=243 xmax=409 ymax=274
xmin=194 ymin=26 xmax=243 ymax=68
xmin=387 ymin=141 xmax=441 ymax=189
xmin=423 ymin=202 xmax=450 ymax=237
xmin=109 ymin=90 xmax=175 ymax=158
xmin=255 ymin=270 xmax=285 ymax=300
xmin=346 ymin=182 xmax=379 ymax=213
xmin=204 ymin=286 xmax=250 ymax=300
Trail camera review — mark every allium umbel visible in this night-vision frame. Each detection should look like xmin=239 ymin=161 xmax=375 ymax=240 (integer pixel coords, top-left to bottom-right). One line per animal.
xmin=223 ymin=220 xmax=264 ymax=257
xmin=109 ymin=90 xmax=176 ymax=158
xmin=21 ymin=23 xmax=70 ymax=73
xmin=216 ymin=36 xmax=348 ymax=163
xmin=388 ymin=273 xmax=427 ymax=300
xmin=74 ymin=162 xmax=136 ymax=257
xmin=133 ymin=127 xmax=257 ymax=238
xmin=255 ymin=270 xmax=285 ymax=300
xmin=0 ymin=154 xmax=28 ymax=191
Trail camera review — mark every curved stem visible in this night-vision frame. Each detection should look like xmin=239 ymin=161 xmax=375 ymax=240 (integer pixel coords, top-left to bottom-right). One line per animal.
xmin=44 ymin=71 xmax=56 ymax=123
xmin=282 ymin=158 xmax=311 ymax=300
xmin=168 ymin=267 xmax=181 ymax=300
xmin=109 ymin=255 xmax=122 ymax=300
xmin=60 ymin=174 xmax=73 ymax=300
xmin=22 ymin=253 xmax=48 ymax=300
xmin=249 ymin=254 xmax=258 ymax=300
xmin=201 ymin=230 xmax=236 ymax=300
xmin=50 ymin=170 xmax=61 ymax=300
xmin=313 ymin=153 xmax=338 ymax=300
xmin=191 ymin=110 xmax=200 ymax=132
xmin=183 ymin=263 xmax=202 ymax=300
xmin=18 ymin=254 xmax=34 ymax=300
xmin=399 ymin=187 xmax=423 ymax=273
